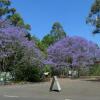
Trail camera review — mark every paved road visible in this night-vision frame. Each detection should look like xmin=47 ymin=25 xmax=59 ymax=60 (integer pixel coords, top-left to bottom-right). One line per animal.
xmin=0 ymin=79 xmax=100 ymax=100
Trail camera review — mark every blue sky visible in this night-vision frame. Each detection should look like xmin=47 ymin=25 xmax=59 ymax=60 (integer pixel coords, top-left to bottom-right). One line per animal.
xmin=11 ymin=0 xmax=100 ymax=45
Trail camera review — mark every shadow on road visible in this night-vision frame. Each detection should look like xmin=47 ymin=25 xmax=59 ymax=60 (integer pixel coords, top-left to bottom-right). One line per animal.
xmin=84 ymin=79 xmax=100 ymax=82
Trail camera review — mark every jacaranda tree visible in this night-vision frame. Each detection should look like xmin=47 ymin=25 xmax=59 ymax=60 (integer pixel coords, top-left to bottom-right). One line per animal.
xmin=0 ymin=19 xmax=45 ymax=81
xmin=47 ymin=36 xmax=100 ymax=71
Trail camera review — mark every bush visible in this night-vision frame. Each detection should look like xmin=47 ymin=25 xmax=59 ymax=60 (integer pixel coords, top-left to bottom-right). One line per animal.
xmin=42 ymin=65 xmax=51 ymax=73
xmin=90 ymin=64 xmax=100 ymax=76
xmin=79 ymin=67 xmax=90 ymax=76
xmin=50 ymin=67 xmax=68 ymax=77
xmin=12 ymin=59 xmax=44 ymax=82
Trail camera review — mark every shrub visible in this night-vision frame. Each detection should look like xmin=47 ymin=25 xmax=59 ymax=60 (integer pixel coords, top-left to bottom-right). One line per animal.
xmin=90 ymin=64 xmax=100 ymax=76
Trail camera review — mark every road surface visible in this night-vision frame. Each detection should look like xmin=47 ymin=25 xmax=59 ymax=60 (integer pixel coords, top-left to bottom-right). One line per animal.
xmin=0 ymin=78 xmax=100 ymax=100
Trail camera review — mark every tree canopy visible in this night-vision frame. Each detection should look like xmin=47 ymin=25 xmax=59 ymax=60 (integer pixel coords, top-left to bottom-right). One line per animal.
xmin=86 ymin=0 xmax=100 ymax=34
xmin=0 ymin=0 xmax=31 ymax=30
xmin=47 ymin=36 xmax=100 ymax=69
xmin=0 ymin=19 xmax=45 ymax=81
xmin=42 ymin=22 xmax=66 ymax=48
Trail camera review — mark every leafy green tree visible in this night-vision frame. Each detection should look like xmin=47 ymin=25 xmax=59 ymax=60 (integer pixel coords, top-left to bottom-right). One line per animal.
xmin=0 ymin=0 xmax=14 ymax=17
xmin=8 ymin=13 xmax=31 ymax=30
xmin=8 ymin=13 xmax=24 ymax=26
xmin=51 ymin=22 xmax=66 ymax=41
xmin=86 ymin=0 xmax=100 ymax=34
xmin=42 ymin=34 xmax=55 ymax=48
xmin=42 ymin=22 xmax=66 ymax=48
xmin=25 ymin=24 xmax=31 ymax=30
xmin=0 ymin=0 xmax=31 ymax=30
xmin=31 ymin=35 xmax=47 ymax=54
xmin=36 ymin=41 xmax=46 ymax=53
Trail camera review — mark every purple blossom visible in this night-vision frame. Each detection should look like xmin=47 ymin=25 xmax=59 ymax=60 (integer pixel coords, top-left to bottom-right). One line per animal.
xmin=0 ymin=19 xmax=45 ymax=71
xmin=47 ymin=36 xmax=100 ymax=69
